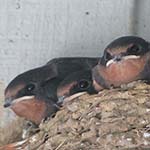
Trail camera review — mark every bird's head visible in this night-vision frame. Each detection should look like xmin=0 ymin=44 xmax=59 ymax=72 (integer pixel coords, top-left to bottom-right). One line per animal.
xmin=57 ymin=70 xmax=97 ymax=104
xmin=100 ymin=36 xmax=150 ymax=67
xmin=4 ymin=65 xmax=58 ymax=124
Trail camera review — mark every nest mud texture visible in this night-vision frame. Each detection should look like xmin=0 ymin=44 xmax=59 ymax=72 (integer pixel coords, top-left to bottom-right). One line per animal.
xmin=17 ymin=82 xmax=150 ymax=150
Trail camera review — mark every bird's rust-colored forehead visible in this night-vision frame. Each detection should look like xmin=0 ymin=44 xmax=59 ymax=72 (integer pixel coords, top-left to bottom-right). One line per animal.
xmin=5 ymin=84 xmax=25 ymax=99
xmin=57 ymin=81 xmax=77 ymax=97
xmin=106 ymin=44 xmax=133 ymax=56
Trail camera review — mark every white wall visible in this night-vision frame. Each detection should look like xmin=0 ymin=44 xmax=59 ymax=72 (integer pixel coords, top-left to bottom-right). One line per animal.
xmin=0 ymin=0 xmax=150 ymax=85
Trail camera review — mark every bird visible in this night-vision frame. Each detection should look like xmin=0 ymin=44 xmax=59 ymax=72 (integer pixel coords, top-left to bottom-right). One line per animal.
xmin=57 ymin=69 xmax=98 ymax=104
xmin=92 ymin=36 xmax=150 ymax=91
xmin=4 ymin=57 xmax=99 ymax=124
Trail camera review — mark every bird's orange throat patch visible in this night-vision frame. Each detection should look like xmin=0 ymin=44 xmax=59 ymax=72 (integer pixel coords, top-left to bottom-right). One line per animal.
xmin=10 ymin=97 xmax=47 ymax=124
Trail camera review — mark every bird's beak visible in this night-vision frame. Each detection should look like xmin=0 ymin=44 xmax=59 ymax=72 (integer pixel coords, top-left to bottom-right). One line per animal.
xmin=123 ymin=55 xmax=140 ymax=60
xmin=4 ymin=96 xmax=35 ymax=108
xmin=58 ymin=92 xmax=86 ymax=105
xmin=3 ymin=98 xmax=12 ymax=108
xmin=106 ymin=55 xmax=140 ymax=67
xmin=106 ymin=58 xmax=115 ymax=67
xmin=106 ymin=54 xmax=122 ymax=67
xmin=57 ymin=96 xmax=66 ymax=104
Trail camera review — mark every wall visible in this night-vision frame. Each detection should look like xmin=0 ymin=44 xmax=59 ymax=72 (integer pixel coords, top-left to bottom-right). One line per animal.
xmin=0 ymin=0 xmax=150 ymax=85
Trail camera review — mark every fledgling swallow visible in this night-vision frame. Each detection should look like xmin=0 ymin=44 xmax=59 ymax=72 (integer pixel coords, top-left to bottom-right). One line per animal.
xmin=4 ymin=57 xmax=99 ymax=124
xmin=4 ymin=65 xmax=59 ymax=124
xmin=57 ymin=70 xmax=98 ymax=103
xmin=92 ymin=36 xmax=150 ymax=91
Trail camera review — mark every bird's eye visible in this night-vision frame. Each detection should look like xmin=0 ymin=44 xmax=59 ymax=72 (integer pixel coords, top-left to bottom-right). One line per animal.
xmin=26 ymin=84 xmax=35 ymax=92
xmin=78 ymin=80 xmax=90 ymax=89
xmin=127 ymin=44 xmax=142 ymax=55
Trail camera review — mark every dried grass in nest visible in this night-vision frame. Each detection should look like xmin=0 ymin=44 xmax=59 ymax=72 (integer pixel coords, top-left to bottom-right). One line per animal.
xmin=14 ymin=82 xmax=150 ymax=150
xmin=2 ymin=82 xmax=150 ymax=150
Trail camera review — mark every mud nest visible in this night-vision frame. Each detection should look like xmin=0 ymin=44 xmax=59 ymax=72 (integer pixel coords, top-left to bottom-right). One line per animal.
xmin=2 ymin=82 xmax=150 ymax=150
